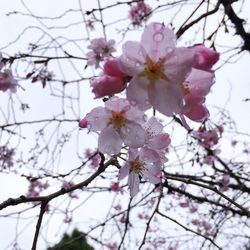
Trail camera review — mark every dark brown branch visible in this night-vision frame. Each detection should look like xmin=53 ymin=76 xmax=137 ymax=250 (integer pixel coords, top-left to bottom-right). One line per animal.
xmin=0 ymin=155 xmax=118 ymax=210
xmin=31 ymin=201 xmax=48 ymax=250
xmin=220 ymin=0 xmax=250 ymax=52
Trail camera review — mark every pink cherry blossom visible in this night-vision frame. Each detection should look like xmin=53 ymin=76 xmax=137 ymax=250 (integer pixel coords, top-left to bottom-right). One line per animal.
xmin=110 ymin=182 xmax=123 ymax=193
xmin=0 ymin=146 xmax=15 ymax=169
xmin=193 ymin=126 xmax=221 ymax=148
xmin=193 ymin=44 xmax=219 ymax=71
xmin=0 ymin=69 xmax=18 ymax=92
xmin=87 ymin=38 xmax=116 ymax=68
xmin=119 ymin=22 xmax=195 ymax=116
xmin=143 ymin=117 xmax=171 ymax=151
xmin=181 ymin=68 xmax=215 ymax=122
xmin=119 ymin=148 xmax=162 ymax=197
xmin=79 ymin=97 xmax=145 ymax=155
xmin=220 ymin=174 xmax=230 ymax=192
xmin=143 ymin=116 xmax=171 ymax=164
xmin=129 ymin=1 xmax=152 ymax=27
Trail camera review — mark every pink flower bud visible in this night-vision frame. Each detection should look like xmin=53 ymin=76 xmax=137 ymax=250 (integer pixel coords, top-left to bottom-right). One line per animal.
xmin=79 ymin=118 xmax=88 ymax=128
xmin=103 ymin=58 xmax=126 ymax=78
xmin=193 ymin=44 xmax=219 ymax=70
xmin=91 ymin=75 xmax=126 ymax=98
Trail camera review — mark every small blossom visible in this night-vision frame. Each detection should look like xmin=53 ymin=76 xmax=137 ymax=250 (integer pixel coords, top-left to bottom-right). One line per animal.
xmin=79 ymin=97 xmax=146 ymax=155
xmin=110 ymin=182 xmax=123 ymax=193
xmin=86 ymin=19 xmax=95 ymax=30
xmin=87 ymin=38 xmax=116 ymax=68
xmin=220 ymin=174 xmax=230 ymax=192
xmin=84 ymin=149 xmax=101 ymax=168
xmin=0 ymin=69 xmax=18 ymax=92
xmin=0 ymin=146 xmax=15 ymax=169
xmin=193 ymin=126 xmax=221 ymax=148
xmin=181 ymin=68 xmax=214 ymax=122
xmin=129 ymin=1 xmax=152 ymax=27
xmin=119 ymin=148 xmax=162 ymax=197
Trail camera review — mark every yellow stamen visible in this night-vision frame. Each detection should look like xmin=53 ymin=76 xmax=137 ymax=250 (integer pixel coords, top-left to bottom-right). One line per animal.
xmin=139 ymin=56 xmax=168 ymax=84
xmin=129 ymin=156 xmax=145 ymax=174
xmin=109 ymin=111 xmax=127 ymax=130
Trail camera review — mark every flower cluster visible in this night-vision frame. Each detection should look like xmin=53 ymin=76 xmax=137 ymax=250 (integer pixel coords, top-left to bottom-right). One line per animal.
xmin=0 ymin=53 xmax=18 ymax=93
xmin=86 ymin=38 xmax=116 ymax=68
xmin=128 ymin=1 xmax=152 ymax=27
xmin=81 ymin=22 xmax=219 ymax=197
xmin=0 ymin=146 xmax=15 ymax=169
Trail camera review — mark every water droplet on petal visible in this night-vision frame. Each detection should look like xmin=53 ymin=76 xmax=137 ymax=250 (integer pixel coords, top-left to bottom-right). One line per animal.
xmin=153 ymin=32 xmax=164 ymax=42
xmin=130 ymin=100 xmax=137 ymax=106
xmin=126 ymin=127 xmax=131 ymax=133
xmin=153 ymin=23 xmax=164 ymax=32
xmin=166 ymin=48 xmax=173 ymax=53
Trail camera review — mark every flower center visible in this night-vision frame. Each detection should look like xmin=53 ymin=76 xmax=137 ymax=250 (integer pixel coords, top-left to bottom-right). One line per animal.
xmin=109 ymin=111 xmax=127 ymax=130
xmin=181 ymin=82 xmax=190 ymax=95
xmin=129 ymin=156 xmax=145 ymax=174
xmin=139 ymin=56 xmax=167 ymax=84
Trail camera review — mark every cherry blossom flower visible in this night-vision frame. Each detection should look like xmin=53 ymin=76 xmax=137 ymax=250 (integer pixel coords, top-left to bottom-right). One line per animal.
xmin=119 ymin=148 xmax=162 ymax=197
xmin=110 ymin=181 xmax=123 ymax=193
xmin=193 ymin=44 xmax=220 ymax=71
xmin=143 ymin=116 xmax=171 ymax=163
xmin=129 ymin=1 xmax=152 ymax=27
xmin=181 ymin=68 xmax=215 ymax=122
xmin=79 ymin=97 xmax=145 ymax=155
xmin=91 ymin=58 xmax=127 ymax=98
xmin=0 ymin=69 xmax=18 ymax=92
xmin=193 ymin=126 xmax=221 ymax=148
xmin=0 ymin=146 xmax=15 ymax=169
xmin=119 ymin=22 xmax=195 ymax=116
xmin=84 ymin=149 xmax=101 ymax=168
xmin=220 ymin=174 xmax=230 ymax=192
xmin=87 ymin=38 xmax=116 ymax=68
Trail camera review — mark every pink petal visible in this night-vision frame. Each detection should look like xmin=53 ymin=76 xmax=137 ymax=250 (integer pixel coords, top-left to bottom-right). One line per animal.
xmin=165 ymin=47 xmax=195 ymax=84
xmin=185 ymin=104 xmax=209 ymax=122
xmin=125 ymin=104 xmax=146 ymax=124
xmin=119 ymin=41 xmax=146 ymax=75
xmin=91 ymin=75 xmax=126 ymax=98
xmin=148 ymin=133 xmax=171 ymax=150
xmin=103 ymin=58 xmax=126 ymax=77
xmin=142 ymin=163 xmax=162 ymax=184
xmin=85 ymin=107 xmax=109 ymax=131
xmin=128 ymin=172 xmax=140 ymax=197
xmin=120 ymin=121 xmax=145 ymax=148
xmin=144 ymin=117 xmax=163 ymax=134
xmin=186 ymin=68 xmax=214 ymax=96
xmin=119 ymin=163 xmax=129 ymax=180
xmin=105 ymin=97 xmax=130 ymax=113
xmin=140 ymin=147 xmax=161 ymax=163
xmin=193 ymin=44 xmax=219 ymax=70
xmin=141 ymin=22 xmax=176 ymax=61
xmin=126 ymin=77 xmax=151 ymax=111
xmin=98 ymin=126 xmax=123 ymax=154
xmin=148 ymin=80 xmax=184 ymax=116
